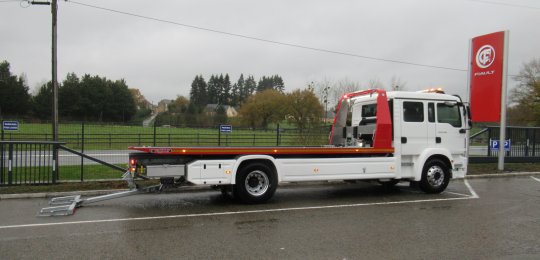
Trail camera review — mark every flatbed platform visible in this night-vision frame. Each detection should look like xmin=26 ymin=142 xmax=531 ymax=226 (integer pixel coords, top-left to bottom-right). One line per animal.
xmin=128 ymin=146 xmax=395 ymax=156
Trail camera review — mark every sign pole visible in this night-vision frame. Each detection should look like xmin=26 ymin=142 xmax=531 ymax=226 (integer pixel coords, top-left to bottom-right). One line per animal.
xmin=497 ymin=31 xmax=509 ymax=171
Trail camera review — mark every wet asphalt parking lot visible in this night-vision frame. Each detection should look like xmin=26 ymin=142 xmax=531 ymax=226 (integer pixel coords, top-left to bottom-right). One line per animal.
xmin=0 ymin=176 xmax=539 ymax=259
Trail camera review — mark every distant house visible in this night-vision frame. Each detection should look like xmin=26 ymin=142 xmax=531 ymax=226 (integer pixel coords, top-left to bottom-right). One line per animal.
xmin=157 ymin=99 xmax=173 ymax=113
xmin=204 ymin=104 xmax=238 ymax=118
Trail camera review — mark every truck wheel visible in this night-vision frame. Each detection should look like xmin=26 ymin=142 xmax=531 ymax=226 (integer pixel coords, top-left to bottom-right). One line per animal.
xmin=420 ymin=159 xmax=450 ymax=194
xmin=234 ymin=163 xmax=277 ymax=204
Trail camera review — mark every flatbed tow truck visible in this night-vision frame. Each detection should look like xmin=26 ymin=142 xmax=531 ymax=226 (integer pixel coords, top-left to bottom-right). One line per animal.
xmin=40 ymin=88 xmax=471 ymax=215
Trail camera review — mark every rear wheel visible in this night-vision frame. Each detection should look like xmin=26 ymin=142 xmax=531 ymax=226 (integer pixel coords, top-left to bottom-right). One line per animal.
xmin=234 ymin=163 xmax=277 ymax=204
xmin=420 ymin=159 xmax=450 ymax=193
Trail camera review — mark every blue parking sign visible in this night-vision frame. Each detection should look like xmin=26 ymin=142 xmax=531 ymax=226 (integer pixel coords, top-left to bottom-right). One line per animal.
xmin=220 ymin=125 xmax=232 ymax=133
xmin=2 ymin=121 xmax=19 ymax=131
xmin=490 ymin=139 xmax=510 ymax=151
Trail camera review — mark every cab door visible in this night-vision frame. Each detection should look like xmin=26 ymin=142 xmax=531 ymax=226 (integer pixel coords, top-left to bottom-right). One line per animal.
xmin=399 ymin=100 xmax=428 ymax=155
xmin=435 ymin=102 xmax=467 ymax=156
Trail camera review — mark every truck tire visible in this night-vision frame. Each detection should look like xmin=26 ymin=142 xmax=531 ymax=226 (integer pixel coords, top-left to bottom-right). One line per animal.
xmin=234 ymin=162 xmax=277 ymax=204
xmin=420 ymin=159 xmax=450 ymax=194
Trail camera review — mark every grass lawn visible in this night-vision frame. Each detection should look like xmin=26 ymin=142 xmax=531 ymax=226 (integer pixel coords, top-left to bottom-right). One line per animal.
xmin=3 ymin=122 xmax=329 ymax=149
xmin=467 ymin=163 xmax=540 ymax=175
xmin=58 ymin=164 xmax=127 ymax=180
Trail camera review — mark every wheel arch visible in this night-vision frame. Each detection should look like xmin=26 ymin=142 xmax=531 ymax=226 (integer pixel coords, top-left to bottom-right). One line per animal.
xmin=232 ymin=155 xmax=279 ymax=184
xmin=415 ymin=149 xmax=453 ymax=181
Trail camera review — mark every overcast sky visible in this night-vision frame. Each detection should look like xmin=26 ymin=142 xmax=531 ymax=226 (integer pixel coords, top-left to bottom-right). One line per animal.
xmin=1 ymin=0 xmax=539 ymax=104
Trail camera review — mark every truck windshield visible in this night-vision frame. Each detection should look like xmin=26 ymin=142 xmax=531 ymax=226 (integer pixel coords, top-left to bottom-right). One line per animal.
xmin=437 ymin=103 xmax=462 ymax=127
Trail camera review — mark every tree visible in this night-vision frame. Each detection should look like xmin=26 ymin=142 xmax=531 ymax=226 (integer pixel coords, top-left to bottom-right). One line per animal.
xmin=32 ymin=82 xmax=53 ymax=118
xmin=390 ymin=76 xmax=407 ymax=91
xmin=367 ymin=78 xmax=384 ymax=89
xmin=167 ymin=96 xmax=190 ymax=114
xmin=207 ymin=75 xmax=218 ymax=104
xmin=0 ymin=61 xmax=31 ymax=116
xmin=286 ymin=88 xmax=324 ymax=132
xmin=108 ymin=79 xmax=137 ymax=122
xmin=238 ymin=89 xmax=287 ymax=129
xmin=313 ymin=78 xmax=362 ymax=112
xmin=185 ymin=102 xmax=199 ymax=126
xmin=59 ymin=72 xmax=81 ymax=118
xmin=189 ymin=75 xmax=207 ymax=108
xmin=231 ymin=74 xmax=245 ymax=106
xmin=244 ymin=75 xmax=257 ymax=98
xmin=508 ymin=58 xmax=540 ymax=126
xmin=257 ymin=75 xmax=285 ymax=93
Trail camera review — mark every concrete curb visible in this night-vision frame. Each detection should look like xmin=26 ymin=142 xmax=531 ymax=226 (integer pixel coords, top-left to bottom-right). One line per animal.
xmin=2 ymin=172 xmax=540 ymax=200
xmin=465 ymin=171 xmax=540 ymax=179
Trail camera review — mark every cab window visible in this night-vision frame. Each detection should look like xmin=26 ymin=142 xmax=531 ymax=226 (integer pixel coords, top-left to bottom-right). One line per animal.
xmin=437 ymin=103 xmax=462 ymax=127
xmin=361 ymin=104 xmax=377 ymax=117
xmin=403 ymin=102 xmax=424 ymax=122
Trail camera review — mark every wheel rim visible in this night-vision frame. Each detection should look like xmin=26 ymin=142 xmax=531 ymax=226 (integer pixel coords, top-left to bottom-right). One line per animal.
xmin=244 ymin=170 xmax=270 ymax=197
xmin=426 ymin=165 xmax=445 ymax=187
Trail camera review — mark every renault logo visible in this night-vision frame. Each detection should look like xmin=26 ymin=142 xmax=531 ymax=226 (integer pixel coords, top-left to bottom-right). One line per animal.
xmin=475 ymin=45 xmax=495 ymax=69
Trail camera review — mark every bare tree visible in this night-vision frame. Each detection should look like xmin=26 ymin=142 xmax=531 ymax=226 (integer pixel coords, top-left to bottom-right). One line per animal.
xmin=390 ymin=75 xmax=407 ymax=91
xmin=367 ymin=78 xmax=384 ymax=89
xmin=508 ymin=58 xmax=540 ymax=125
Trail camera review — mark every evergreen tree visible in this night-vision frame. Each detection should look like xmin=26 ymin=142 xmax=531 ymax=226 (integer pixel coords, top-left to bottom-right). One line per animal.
xmin=257 ymin=76 xmax=271 ymax=92
xmin=272 ymin=75 xmax=285 ymax=93
xmin=31 ymin=82 xmax=52 ymax=118
xmin=0 ymin=61 xmax=31 ymax=116
xmin=198 ymin=75 xmax=207 ymax=106
xmin=234 ymin=74 xmax=245 ymax=106
xmin=257 ymin=75 xmax=285 ymax=93
xmin=217 ymin=74 xmax=225 ymax=104
xmin=231 ymin=83 xmax=239 ymax=107
xmin=222 ymin=74 xmax=231 ymax=105
xmin=244 ymin=75 xmax=257 ymax=96
xmin=207 ymin=75 xmax=218 ymax=104
xmin=59 ymin=73 xmax=81 ymax=118
xmin=189 ymin=76 xmax=200 ymax=106
xmin=189 ymin=75 xmax=207 ymax=108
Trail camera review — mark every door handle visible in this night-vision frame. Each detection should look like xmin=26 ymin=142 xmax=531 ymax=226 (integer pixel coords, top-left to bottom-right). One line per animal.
xmin=459 ymin=129 xmax=466 ymax=134
xmin=401 ymin=137 xmax=407 ymax=144
xmin=436 ymin=137 xmax=441 ymax=143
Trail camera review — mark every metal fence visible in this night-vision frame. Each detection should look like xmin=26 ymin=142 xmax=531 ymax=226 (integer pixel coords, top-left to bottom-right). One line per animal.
xmin=0 ymin=121 xmax=330 ymax=184
xmin=469 ymin=126 xmax=540 ymax=163
xmin=0 ymin=121 xmax=330 ymax=149
xmin=0 ymin=141 xmax=63 ymax=185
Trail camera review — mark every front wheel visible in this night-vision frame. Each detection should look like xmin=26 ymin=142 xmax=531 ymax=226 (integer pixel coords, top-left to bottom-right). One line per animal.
xmin=419 ymin=159 xmax=450 ymax=194
xmin=234 ymin=163 xmax=277 ymax=204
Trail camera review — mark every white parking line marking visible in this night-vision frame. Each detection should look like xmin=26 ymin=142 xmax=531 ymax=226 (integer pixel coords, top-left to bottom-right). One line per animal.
xmin=464 ymin=179 xmax=479 ymax=198
xmin=0 ymin=190 xmax=479 ymax=230
xmin=531 ymin=176 xmax=540 ymax=183
xmin=443 ymin=191 xmax=471 ymax=197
